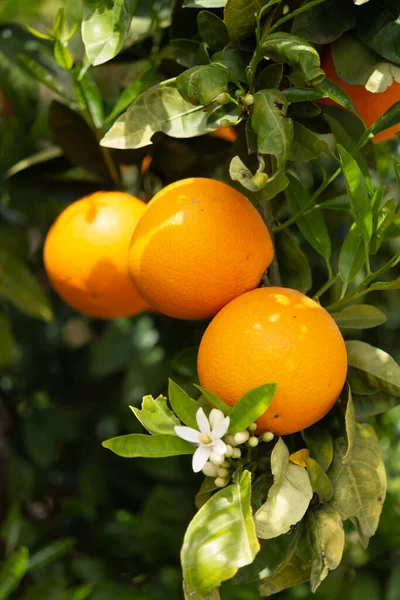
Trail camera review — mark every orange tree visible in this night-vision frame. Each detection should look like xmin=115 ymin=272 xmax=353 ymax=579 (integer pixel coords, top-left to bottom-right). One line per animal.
xmin=1 ymin=1 xmax=400 ymax=599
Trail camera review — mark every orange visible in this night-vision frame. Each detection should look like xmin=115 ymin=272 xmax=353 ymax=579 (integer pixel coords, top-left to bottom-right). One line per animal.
xmin=128 ymin=178 xmax=274 ymax=320
xmin=320 ymin=50 xmax=400 ymax=143
xmin=44 ymin=191 xmax=150 ymax=319
xmin=209 ymin=126 xmax=237 ymax=142
xmin=197 ymin=287 xmax=347 ymax=435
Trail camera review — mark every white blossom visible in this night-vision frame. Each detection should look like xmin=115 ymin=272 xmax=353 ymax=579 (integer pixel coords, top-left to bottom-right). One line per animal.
xmin=174 ymin=408 xmax=230 ymax=473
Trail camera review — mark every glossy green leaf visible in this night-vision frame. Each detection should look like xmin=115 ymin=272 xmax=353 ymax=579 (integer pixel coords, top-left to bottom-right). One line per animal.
xmin=371 ymin=103 xmax=400 ymax=138
xmin=101 ymin=79 xmax=240 ymax=149
xmin=224 ymin=0 xmax=276 ymax=43
xmin=54 ymin=41 xmax=73 ymax=70
xmin=282 ymin=88 xmax=324 ymax=103
xmin=103 ymin=433 xmax=194 ymax=458
xmin=131 ymin=395 xmax=180 ymax=435
xmin=255 ymin=438 xmax=313 ymax=539
xmin=197 ymin=11 xmax=229 ymax=51
xmin=82 ymin=0 xmax=138 ymax=66
xmin=0 ymin=250 xmax=52 ymax=322
xmin=77 ymin=72 xmax=104 ymax=128
xmin=316 ymin=195 xmax=350 ymax=211
xmin=17 ymin=54 xmax=70 ymax=102
xmin=328 ymin=423 xmax=386 ymax=540
xmin=366 ymin=277 xmax=400 ymax=293
xmin=176 ymin=64 xmax=230 ymax=106
xmin=260 ymin=32 xmax=325 ymax=86
xmin=288 ymin=121 xmax=324 ymax=163
xmin=228 ymin=383 xmax=277 ymax=433
xmin=333 ymin=305 xmax=387 ymax=329
xmin=291 ymin=0 xmax=356 ymax=44
xmin=338 ymin=224 xmax=365 ymax=285
xmin=0 ymin=313 xmax=14 ymax=369
xmin=285 ymin=173 xmax=331 ymax=262
xmin=0 ymin=547 xmax=29 ymax=600
xmin=303 ymin=424 xmax=333 ymax=472
xmin=168 ymin=379 xmax=199 ymax=428
xmin=337 ymin=144 xmax=373 ymax=243
xmin=106 ymin=66 xmax=160 ymax=123
xmin=324 ymin=113 xmax=369 ymax=180
xmin=308 ymin=507 xmax=344 ymax=592
xmin=275 ymin=229 xmax=312 ymax=294
xmin=307 ymin=458 xmax=333 ymax=504
xmin=194 ymin=385 xmax=230 ymax=416
xmin=317 ymin=76 xmax=358 ymax=113
xmin=183 ymin=582 xmax=220 ymax=600
xmin=386 ymin=566 xmax=400 ymax=600
xmin=346 ymin=340 xmax=400 ymax=397
xmin=251 ymin=89 xmax=293 ymax=161
xmin=370 ymin=197 xmax=396 ymax=254
xmin=258 ymin=523 xmax=313 ymax=595
xmin=182 ymin=471 xmax=259 ymax=595
xmin=28 ymin=539 xmax=76 ymax=571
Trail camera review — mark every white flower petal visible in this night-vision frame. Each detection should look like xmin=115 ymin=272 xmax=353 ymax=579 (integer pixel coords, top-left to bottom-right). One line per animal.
xmin=196 ymin=407 xmax=210 ymax=435
xmin=174 ymin=426 xmax=201 ymax=444
xmin=192 ymin=445 xmax=211 ymax=473
xmin=209 ymin=408 xmax=225 ymax=430
xmin=213 ymin=439 xmax=227 ymax=455
xmin=212 ymin=416 xmax=230 ymax=440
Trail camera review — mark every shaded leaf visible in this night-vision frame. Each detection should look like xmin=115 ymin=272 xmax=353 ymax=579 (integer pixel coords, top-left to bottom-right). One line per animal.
xmin=303 ymin=424 xmax=333 ymax=472
xmin=212 ymin=48 xmax=252 ymax=83
xmin=0 ymin=313 xmax=14 ymax=369
xmin=317 ymin=77 xmax=357 ymax=113
xmin=255 ymin=438 xmax=313 ymax=539
xmin=182 ymin=471 xmax=259 ymax=595
xmin=16 ymin=54 xmax=70 ymax=102
xmin=102 ymin=433 xmax=194 ymax=458
xmin=224 ymin=0 xmax=276 ymax=43
xmin=307 ymin=458 xmax=333 ymax=503
xmin=356 ymin=0 xmax=400 ymax=66
xmin=288 ymin=121 xmax=325 ymax=163
xmin=195 ymin=477 xmax=218 ymax=510
xmin=338 ymin=224 xmax=365 ymax=285
xmin=334 ymin=383 xmax=355 ymax=464
xmin=331 ymin=32 xmax=380 ymax=86
xmin=333 ymin=305 xmax=387 ymax=329
xmin=176 ymin=64 xmax=230 ymax=106
xmin=346 ymin=340 xmax=400 ymax=397
xmin=275 ymin=229 xmax=312 ymax=294
xmin=183 ymin=582 xmax=220 ymax=600
xmin=255 ymin=63 xmax=283 ymax=91
xmin=291 ymin=0 xmax=356 ymax=44
xmin=82 ymin=0 xmax=138 ymax=66
xmin=327 ymin=423 xmax=386 ymax=540
xmin=28 ymin=539 xmax=76 ymax=571
xmin=352 ymin=390 xmax=400 ymax=420
xmin=229 ymin=383 xmax=277 ymax=433
xmin=168 ymin=379 xmax=199 ymax=428
xmin=251 ymin=89 xmax=293 ymax=161
xmin=197 ymin=11 xmax=229 ymax=51
xmin=184 ymin=0 xmax=226 ymax=6
xmin=308 ymin=507 xmax=344 ymax=592
xmin=131 ymin=395 xmax=180 ymax=435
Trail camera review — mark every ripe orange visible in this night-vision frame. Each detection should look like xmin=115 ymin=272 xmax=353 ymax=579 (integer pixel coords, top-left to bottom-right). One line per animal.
xmin=209 ymin=126 xmax=237 ymax=142
xmin=128 ymin=178 xmax=274 ymax=320
xmin=320 ymin=50 xmax=400 ymax=143
xmin=197 ymin=287 xmax=347 ymax=435
xmin=44 ymin=191 xmax=150 ymax=319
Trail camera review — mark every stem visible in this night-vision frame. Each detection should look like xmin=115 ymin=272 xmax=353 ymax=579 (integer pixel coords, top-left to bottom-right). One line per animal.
xmin=364 ymin=240 xmax=371 ymax=276
xmin=313 ymin=274 xmax=339 ymax=301
xmin=93 ymin=128 xmax=122 ymax=189
xmin=267 ymin=0 xmax=327 ymax=35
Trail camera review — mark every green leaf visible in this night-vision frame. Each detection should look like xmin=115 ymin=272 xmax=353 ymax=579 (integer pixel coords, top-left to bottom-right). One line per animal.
xmin=308 ymin=507 xmax=344 ymax=592
xmin=317 ymin=195 xmax=350 ymax=211
xmin=229 ymin=156 xmax=269 ymax=192
xmin=197 ymin=11 xmax=229 ymax=51
xmin=176 ymin=64 xmax=230 ymax=106
xmin=160 ymin=40 xmax=200 ymax=70
xmin=255 ymin=438 xmax=313 ymax=539
xmin=251 ymin=89 xmax=293 ymax=161
xmin=367 ymin=277 xmax=400 ymax=293
xmin=48 ymin=100 xmax=110 ymax=181
xmin=194 ymin=385 xmax=230 ymax=416
xmin=323 ymin=113 xmax=369 ymax=181
xmin=0 ymin=250 xmax=52 ymax=322
xmin=58 ymin=586 xmax=93 ymax=600
xmin=184 ymin=0 xmax=226 ymax=6
xmin=288 ymin=121 xmax=325 ymax=163
xmin=333 ymin=305 xmax=387 ymax=329
xmin=338 ymin=224 xmax=365 ymax=285
xmin=275 ymin=229 xmax=312 ymax=294
xmin=212 ymin=48 xmax=252 ymax=83
xmin=370 ymin=197 xmax=396 ymax=254
xmin=255 ymin=63 xmax=283 ymax=91
xmin=307 ymin=458 xmax=333 ymax=504
xmin=17 ymin=54 xmax=70 ymax=102
xmin=352 ymin=390 xmax=400 ymax=420
xmin=317 ymin=77 xmax=357 ymax=113
xmin=303 ymin=424 xmax=333 ymax=472
xmin=328 ymin=423 xmax=386 ymax=541
xmin=102 ymin=433 xmax=195 ymax=458
xmin=258 ymin=523 xmax=313 ymax=595
xmin=331 ymin=32 xmax=380 ymax=86
xmin=54 ymin=41 xmax=73 ymax=70
xmin=28 ymin=539 xmax=76 ymax=571
xmin=260 ymin=32 xmax=325 ymax=86
xmin=224 ymin=0 xmax=276 ymax=43
xmin=335 ymin=383 xmax=355 ymax=464
xmin=0 ymin=313 xmax=14 ymax=369
xmin=77 ymin=72 xmax=104 ymax=128
xmin=228 ymin=383 xmax=277 ymax=434
xmin=386 ymin=567 xmax=400 ymax=600
xmin=291 ymin=0 xmax=356 ymax=44
xmin=371 ymin=103 xmax=400 ymax=138
xmin=101 ymin=79 xmax=240 ymax=149
xmin=195 ymin=477 xmax=218 ymax=510
xmin=337 ymin=144 xmax=373 ymax=243
xmin=183 ymin=582 xmax=220 ymax=600
xmin=285 ymin=173 xmax=331 ymax=262
xmin=282 ymin=88 xmax=324 ymax=103
xmin=106 ymin=66 xmax=160 ymax=123
xmin=0 ymin=547 xmax=29 ymax=600
xmin=346 ymin=340 xmax=400 ymax=397
xmin=131 ymin=395 xmax=180 ymax=435
xmin=168 ymin=379 xmax=199 ymax=428
xmin=182 ymin=471 xmax=259 ymax=595
xmin=82 ymin=0 xmax=138 ymax=66
xmin=356 ymin=0 xmax=400 ymax=66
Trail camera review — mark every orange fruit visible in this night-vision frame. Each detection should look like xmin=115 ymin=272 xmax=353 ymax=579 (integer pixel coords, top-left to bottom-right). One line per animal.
xmin=128 ymin=177 xmax=274 ymax=320
xmin=320 ymin=49 xmax=400 ymax=143
xmin=197 ymin=287 xmax=347 ymax=435
xmin=44 ymin=191 xmax=150 ymax=319
xmin=209 ymin=126 xmax=237 ymax=142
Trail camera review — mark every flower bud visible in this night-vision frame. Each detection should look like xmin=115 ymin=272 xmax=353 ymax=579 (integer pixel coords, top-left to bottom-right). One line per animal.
xmin=202 ymin=462 xmax=219 ymax=478
xmin=248 ymin=436 xmax=259 ymax=448
xmin=215 ymin=92 xmax=231 ymax=105
xmin=243 ymin=94 xmax=254 ymax=106
xmin=248 ymin=423 xmax=257 ymax=432
xmin=209 ymin=408 xmax=225 ymax=429
xmin=262 ymin=431 xmax=274 ymax=443
xmin=217 ymin=467 xmax=230 ymax=478
xmin=215 ymin=477 xmax=228 ymax=488
xmin=225 ymin=435 xmax=237 ymax=446
xmin=232 ymin=448 xmax=241 ymax=459
xmin=209 ymin=452 xmax=225 ymax=465
xmin=224 ymin=444 xmax=233 ymax=458
xmin=234 ymin=430 xmax=250 ymax=445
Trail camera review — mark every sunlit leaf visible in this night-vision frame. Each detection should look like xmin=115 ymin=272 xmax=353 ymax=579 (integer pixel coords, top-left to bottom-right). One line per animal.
xmin=228 ymin=383 xmax=277 ymax=433
xmin=251 ymin=89 xmax=293 ymax=161
xmin=346 ymin=340 xmax=400 ymax=397
xmin=0 ymin=547 xmax=29 ymax=600
xmin=102 ymin=433 xmax=194 ymax=458
xmin=333 ymin=305 xmax=387 ymax=329
xmin=168 ymin=379 xmax=199 ymax=428
xmin=176 ymin=64 xmax=230 ymax=106
xmin=131 ymin=395 xmax=180 ymax=435
xmin=338 ymin=224 xmax=365 ymax=285
xmin=308 ymin=507 xmax=344 ymax=592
